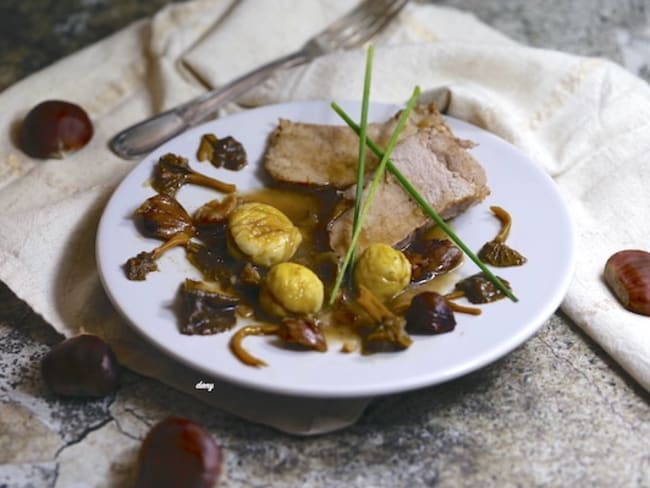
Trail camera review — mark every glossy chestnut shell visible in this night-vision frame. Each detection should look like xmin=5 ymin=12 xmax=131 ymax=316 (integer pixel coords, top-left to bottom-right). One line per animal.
xmin=20 ymin=100 xmax=93 ymax=158
xmin=604 ymin=249 xmax=650 ymax=316
xmin=405 ymin=291 xmax=456 ymax=334
xmin=41 ymin=334 xmax=120 ymax=397
xmin=134 ymin=416 xmax=222 ymax=488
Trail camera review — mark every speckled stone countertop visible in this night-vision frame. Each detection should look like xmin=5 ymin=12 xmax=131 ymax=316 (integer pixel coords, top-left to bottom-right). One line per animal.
xmin=2 ymin=1 xmax=650 ymax=487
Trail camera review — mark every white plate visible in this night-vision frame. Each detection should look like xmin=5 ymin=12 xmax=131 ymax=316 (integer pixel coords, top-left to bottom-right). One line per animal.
xmin=97 ymin=100 xmax=575 ymax=398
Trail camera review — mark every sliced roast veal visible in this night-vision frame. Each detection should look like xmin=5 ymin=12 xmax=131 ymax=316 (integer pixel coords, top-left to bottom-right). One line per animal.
xmin=263 ymin=102 xmax=489 ymax=255
xmin=263 ymin=103 xmax=451 ymax=188
xmin=329 ymin=126 xmax=490 ymax=255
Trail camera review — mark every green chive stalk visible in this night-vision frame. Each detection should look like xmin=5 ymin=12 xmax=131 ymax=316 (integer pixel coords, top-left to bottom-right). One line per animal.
xmin=349 ymin=44 xmax=374 ymax=270
xmin=331 ymin=103 xmax=518 ymax=303
xmin=328 ymin=85 xmax=421 ymax=306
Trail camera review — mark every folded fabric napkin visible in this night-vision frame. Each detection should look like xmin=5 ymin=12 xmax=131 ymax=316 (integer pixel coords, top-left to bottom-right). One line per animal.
xmin=2 ymin=0 xmax=649 ymax=434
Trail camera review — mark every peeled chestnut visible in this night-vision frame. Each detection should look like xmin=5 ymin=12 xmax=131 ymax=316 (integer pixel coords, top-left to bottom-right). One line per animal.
xmin=20 ymin=100 xmax=93 ymax=158
xmin=134 ymin=417 xmax=222 ymax=488
xmin=604 ymin=249 xmax=650 ymax=316
xmin=41 ymin=334 xmax=120 ymax=397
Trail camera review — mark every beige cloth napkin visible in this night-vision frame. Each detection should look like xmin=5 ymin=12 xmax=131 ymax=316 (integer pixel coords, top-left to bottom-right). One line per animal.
xmin=2 ymin=0 xmax=650 ymax=434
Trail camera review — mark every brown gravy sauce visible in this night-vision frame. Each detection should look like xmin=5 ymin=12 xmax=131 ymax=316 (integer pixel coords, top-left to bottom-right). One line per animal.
xmin=240 ymin=185 xmax=462 ymax=347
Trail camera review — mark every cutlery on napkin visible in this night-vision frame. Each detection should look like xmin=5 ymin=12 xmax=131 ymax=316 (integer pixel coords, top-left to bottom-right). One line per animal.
xmin=1 ymin=0 xmax=649 ymax=437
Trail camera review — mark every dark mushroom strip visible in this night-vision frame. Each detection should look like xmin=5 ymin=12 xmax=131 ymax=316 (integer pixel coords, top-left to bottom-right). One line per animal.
xmin=478 ymin=206 xmax=527 ymax=267
xmin=197 ymin=134 xmax=248 ymax=171
xmin=404 ymin=237 xmax=463 ymax=284
xmin=180 ymin=279 xmax=239 ymax=335
xmin=454 ymin=272 xmax=512 ymax=304
xmin=185 ymin=242 xmax=233 ymax=288
xmin=152 ymin=152 xmax=236 ymax=196
xmin=277 ymin=318 xmax=327 ymax=352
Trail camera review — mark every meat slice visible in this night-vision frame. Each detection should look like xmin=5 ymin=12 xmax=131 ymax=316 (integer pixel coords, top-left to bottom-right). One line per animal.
xmin=328 ymin=127 xmax=490 ymax=256
xmin=264 ymin=103 xmax=449 ymax=188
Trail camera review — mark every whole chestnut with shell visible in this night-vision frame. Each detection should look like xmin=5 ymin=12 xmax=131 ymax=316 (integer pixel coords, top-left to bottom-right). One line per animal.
xmin=604 ymin=249 xmax=650 ymax=316
xmin=134 ymin=416 xmax=223 ymax=488
xmin=41 ymin=334 xmax=120 ymax=397
xmin=20 ymin=100 xmax=93 ymax=158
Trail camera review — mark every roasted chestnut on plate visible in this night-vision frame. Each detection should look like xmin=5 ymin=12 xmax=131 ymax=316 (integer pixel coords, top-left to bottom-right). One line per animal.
xmin=406 ymin=292 xmax=456 ymax=334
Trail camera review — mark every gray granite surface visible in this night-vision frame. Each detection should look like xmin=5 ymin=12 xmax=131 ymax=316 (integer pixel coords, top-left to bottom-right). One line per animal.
xmin=1 ymin=1 xmax=650 ymax=487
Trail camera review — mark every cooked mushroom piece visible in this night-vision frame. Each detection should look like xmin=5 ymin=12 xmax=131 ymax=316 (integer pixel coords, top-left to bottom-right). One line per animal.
xmin=125 ymin=195 xmax=196 ymax=280
xmin=193 ymin=194 xmax=238 ymax=231
xmin=239 ymin=262 xmax=262 ymax=286
xmin=229 ymin=324 xmax=280 ymax=367
xmin=125 ymin=251 xmax=159 ymax=281
xmin=405 ymin=292 xmax=456 ymax=334
xmin=404 ymin=238 xmax=463 ymax=284
xmin=364 ymin=317 xmax=412 ymax=353
xmin=197 ymin=134 xmax=248 ymax=171
xmin=478 ymin=206 xmax=527 ymax=267
xmin=277 ymin=317 xmax=327 ymax=352
xmin=180 ymin=279 xmax=239 ymax=335
xmin=185 ymin=242 xmax=233 ymax=288
xmin=152 ymin=153 xmax=236 ymax=197
xmin=356 ymin=285 xmax=412 ymax=353
xmin=125 ymin=234 xmax=190 ymax=281
xmin=135 ymin=194 xmax=195 ymax=239
xmin=454 ymin=272 xmax=511 ymax=304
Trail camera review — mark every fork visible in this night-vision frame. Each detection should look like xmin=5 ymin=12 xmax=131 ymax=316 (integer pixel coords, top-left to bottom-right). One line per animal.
xmin=109 ymin=0 xmax=409 ymax=159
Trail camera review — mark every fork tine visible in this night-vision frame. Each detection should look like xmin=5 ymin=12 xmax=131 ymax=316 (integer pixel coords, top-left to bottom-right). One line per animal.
xmin=317 ymin=0 xmax=408 ymax=50
xmin=333 ymin=2 xmax=399 ymax=37
xmin=339 ymin=0 xmax=409 ymax=49
xmin=329 ymin=0 xmax=407 ymax=39
xmin=320 ymin=0 xmax=389 ymax=37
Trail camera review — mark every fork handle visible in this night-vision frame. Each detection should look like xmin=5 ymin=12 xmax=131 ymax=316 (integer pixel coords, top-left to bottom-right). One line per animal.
xmin=109 ymin=50 xmax=309 ymax=159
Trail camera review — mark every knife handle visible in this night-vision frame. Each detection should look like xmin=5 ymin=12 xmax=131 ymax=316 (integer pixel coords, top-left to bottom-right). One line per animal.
xmin=109 ymin=109 xmax=188 ymax=159
xmin=109 ymin=50 xmax=308 ymax=159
